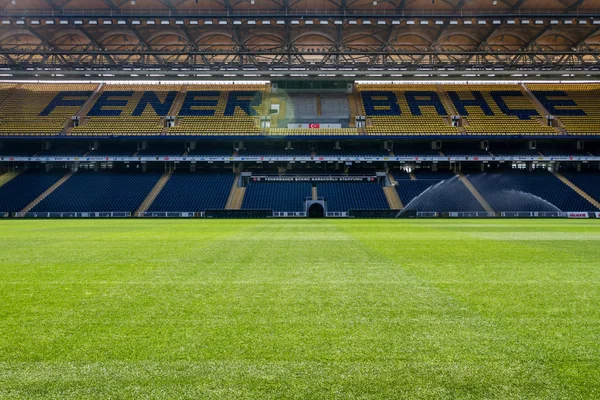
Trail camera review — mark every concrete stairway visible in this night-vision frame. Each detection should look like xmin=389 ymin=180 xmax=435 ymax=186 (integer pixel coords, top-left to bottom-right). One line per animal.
xmin=312 ymin=186 xmax=318 ymax=200
xmin=387 ymin=172 xmax=397 ymax=186
xmin=383 ymin=186 xmax=403 ymax=210
xmin=170 ymin=84 xmax=188 ymax=116
xmin=62 ymin=83 xmax=105 ymax=135
xmin=226 ymin=187 xmax=246 ymax=210
xmin=135 ymin=171 xmax=172 ymax=216
xmin=436 ymin=84 xmax=466 ymax=134
xmin=0 ymin=170 xmax=21 ymax=187
xmin=521 ymin=83 xmax=565 ymax=134
xmin=225 ymin=174 xmax=245 ymax=210
xmin=552 ymin=171 xmax=600 ymax=210
xmin=457 ymin=173 xmax=494 ymax=213
xmin=20 ymin=171 xmax=74 ymax=213
xmin=76 ymin=83 xmax=103 ymax=117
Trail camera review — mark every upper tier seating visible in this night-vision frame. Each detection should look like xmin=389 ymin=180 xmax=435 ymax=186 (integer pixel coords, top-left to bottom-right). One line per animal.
xmin=242 ymin=181 xmax=312 ymax=212
xmin=32 ymin=171 xmax=161 ymax=212
xmin=0 ymin=83 xmax=596 ymax=137
xmin=0 ymin=84 xmax=96 ymax=136
xmin=467 ymin=170 xmax=597 ymax=211
xmin=285 ymin=93 xmax=318 ymax=119
xmin=561 ymin=171 xmax=600 ymax=204
xmin=320 ymin=93 xmax=350 ymax=119
xmin=442 ymin=84 xmax=557 ymax=136
xmin=527 ymin=84 xmax=600 ymax=135
xmin=149 ymin=172 xmax=234 ymax=212
xmin=71 ymin=84 xmax=181 ymax=136
xmin=0 ymin=83 xmax=17 ymax=106
xmin=357 ymin=84 xmax=459 ymax=136
xmin=168 ymin=84 xmax=266 ymax=136
xmin=0 ymin=169 xmax=66 ymax=212
xmin=317 ymin=182 xmax=388 ymax=212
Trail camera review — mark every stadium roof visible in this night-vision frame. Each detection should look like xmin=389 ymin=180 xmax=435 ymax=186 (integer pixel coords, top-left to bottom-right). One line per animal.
xmin=0 ymin=0 xmax=598 ymax=80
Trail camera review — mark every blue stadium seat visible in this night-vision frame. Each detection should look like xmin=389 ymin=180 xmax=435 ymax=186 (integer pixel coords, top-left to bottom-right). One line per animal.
xmin=33 ymin=171 xmax=161 ymax=212
xmin=0 ymin=169 xmax=66 ymax=212
xmin=242 ymin=182 xmax=312 ymax=212
xmin=396 ymin=178 xmax=484 ymax=212
xmin=149 ymin=171 xmax=234 ymax=212
xmin=467 ymin=170 xmax=596 ymax=211
xmin=561 ymin=172 xmax=600 ymax=205
xmin=318 ymin=182 xmax=388 ymax=212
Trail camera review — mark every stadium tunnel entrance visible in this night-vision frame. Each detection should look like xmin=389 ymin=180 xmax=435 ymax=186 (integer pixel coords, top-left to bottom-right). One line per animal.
xmin=308 ymin=202 xmax=324 ymax=218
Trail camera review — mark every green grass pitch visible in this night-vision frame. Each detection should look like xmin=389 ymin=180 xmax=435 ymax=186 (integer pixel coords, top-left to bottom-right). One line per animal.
xmin=1 ymin=219 xmax=599 ymax=399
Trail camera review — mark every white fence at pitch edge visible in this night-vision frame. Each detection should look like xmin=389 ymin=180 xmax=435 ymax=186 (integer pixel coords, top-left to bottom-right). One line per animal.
xmin=416 ymin=211 xmax=600 ymax=218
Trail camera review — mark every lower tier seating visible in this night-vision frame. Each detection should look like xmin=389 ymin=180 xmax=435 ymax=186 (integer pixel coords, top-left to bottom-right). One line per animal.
xmin=561 ymin=172 xmax=600 ymax=204
xmin=395 ymin=178 xmax=484 ymax=212
xmin=242 ymin=182 xmax=312 ymax=212
xmin=32 ymin=171 xmax=161 ymax=212
xmin=318 ymin=182 xmax=388 ymax=212
xmin=0 ymin=169 xmax=67 ymax=212
xmin=149 ymin=172 xmax=234 ymax=212
xmin=467 ymin=170 xmax=597 ymax=211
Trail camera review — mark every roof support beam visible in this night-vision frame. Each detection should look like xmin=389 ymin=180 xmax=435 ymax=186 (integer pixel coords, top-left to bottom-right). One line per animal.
xmin=77 ymin=26 xmax=115 ymax=64
xmin=575 ymin=27 xmax=600 ymax=48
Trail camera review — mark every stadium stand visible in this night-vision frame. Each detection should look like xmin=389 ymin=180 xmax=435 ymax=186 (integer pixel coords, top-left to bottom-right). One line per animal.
xmin=317 ymin=182 xmax=388 ymax=212
xmin=70 ymin=84 xmax=181 ymax=136
xmin=396 ymin=178 xmax=485 ymax=212
xmin=148 ymin=171 xmax=234 ymax=212
xmin=527 ymin=84 xmax=600 ymax=136
xmin=168 ymin=84 xmax=266 ymax=136
xmin=0 ymin=84 xmax=96 ymax=136
xmin=0 ymin=83 xmax=595 ymax=138
xmin=285 ymin=93 xmax=318 ymax=120
xmin=467 ymin=170 xmax=598 ymax=211
xmin=32 ymin=170 xmax=161 ymax=213
xmin=441 ymin=84 xmax=557 ymax=136
xmin=560 ymin=171 xmax=600 ymax=204
xmin=320 ymin=93 xmax=351 ymax=119
xmin=357 ymin=84 xmax=460 ymax=136
xmin=393 ymin=169 xmax=484 ymax=212
xmin=0 ymin=169 xmax=66 ymax=212
xmin=242 ymin=181 xmax=312 ymax=212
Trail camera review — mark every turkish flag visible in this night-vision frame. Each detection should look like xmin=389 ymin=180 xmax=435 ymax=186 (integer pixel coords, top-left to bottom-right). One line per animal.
xmin=309 ymin=123 xmax=320 ymax=128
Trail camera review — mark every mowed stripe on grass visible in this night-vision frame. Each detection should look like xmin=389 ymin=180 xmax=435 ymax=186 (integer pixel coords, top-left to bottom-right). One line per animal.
xmin=0 ymin=219 xmax=599 ymax=399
